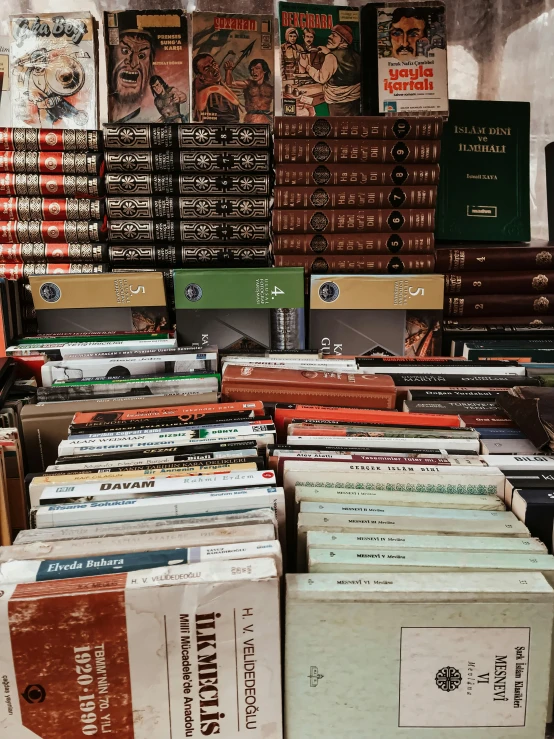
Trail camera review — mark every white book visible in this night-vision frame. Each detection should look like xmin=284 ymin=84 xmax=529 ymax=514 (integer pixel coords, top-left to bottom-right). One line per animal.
xmin=285 ymin=572 xmax=553 ymax=739
xmin=306 ymin=530 xmax=548 ymax=555
xmin=36 ymin=469 xmax=277 ymax=507
xmin=295 ymin=485 xmax=505 ymax=511
xmin=2 ymin=523 xmax=277 ymax=563
xmin=0 ymin=540 xmax=283 ymax=585
xmin=14 ymin=508 xmax=277 ymax=544
xmin=0 ymin=558 xmax=282 ymax=738
xmin=481 ymin=455 xmax=554 ymax=470
xmin=32 ymin=486 xmax=286 ymax=542
xmin=299 ymin=501 xmax=515 ymax=521
xmin=67 ymin=418 xmax=272 ymax=442
xmin=286 ymin=435 xmax=481 ymax=452
xmin=7 ymin=338 xmax=178 ymax=357
xmin=365 ymin=365 xmax=525 ymax=376
xmin=271 ymin=449 xmax=485 ymax=466
xmin=221 ymin=357 xmax=358 ymax=373
xmin=480 ymin=439 xmax=540 ymax=455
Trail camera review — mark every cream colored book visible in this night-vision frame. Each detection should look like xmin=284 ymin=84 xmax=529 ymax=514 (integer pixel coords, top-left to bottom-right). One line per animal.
xmin=0 ymin=522 xmax=276 ymax=564
xmin=295 ymin=484 xmax=505 ymax=511
xmin=299 ymin=500 xmax=515 ymax=521
xmin=285 ymin=572 xmax=554 ymax=739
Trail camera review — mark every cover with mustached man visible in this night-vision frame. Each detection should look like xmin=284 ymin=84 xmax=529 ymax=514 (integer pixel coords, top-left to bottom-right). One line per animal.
xmin=9 ymin=12 xmax=98 ymax=129
xmin=104 ymin=9 xmax=190 ymax=124
xmin=191 ymin=12 xmax=275 ymax=126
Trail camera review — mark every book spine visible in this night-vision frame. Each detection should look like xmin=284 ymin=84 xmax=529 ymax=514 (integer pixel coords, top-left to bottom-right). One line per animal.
xmin=273 ymin=232 xmax=434 ymax=254
xmin=435 ymin=247 xmax=554 ymax=272
xmin=445 ymin=271 xmax=554 ymax=295
xmin=0 ymin=220 xmax=106 ymax=243
xmin=106 ymin=196 xmax=271 ymax=220
xmin=274 ymin=255 xmax=435 ymax=273
xmin=272 ymin=209 xmax=434 ymax=234
xmin=0 ymin=174 xmax=103 ymax=198
xmin=0 ymin=243 xmax=106 ymax=263
xmin=274 ymin=117 xmax=443 ymax=140
xmin=108 ymin=220 xmax=270 ymax=244
xmin=108 ymin=245 xmax=271 ymax=267
xmin=274 ymin=185 xmax=437 ymax=210
xmin=0 ymin=129 xmax=102 ymax=152
xmin=0 ymin=152 xmax=103 ymax=175
xmin=444 ymin=316 xmax=554 ymax=327
xmin=405 ymin=401 xmax=499 ymax=414
xmin=102 ymin=123 xmax=272 ymax=150
xmin=105 ymin=173 xmax=272 ymax=196
xmin=446 ymin=295 xmax=554 ymax=317
xmin=0 ymin=197 xmax=104 ymax=221
xmin=274 ymin=140 xmax=441 ymax=164
xmin=0 ymin=263 xmax=109 ymax=279
xmin=275 ymin=163 xmax=440 ymax=187
xmin=104 ymin=150 xmax=271 ymax=173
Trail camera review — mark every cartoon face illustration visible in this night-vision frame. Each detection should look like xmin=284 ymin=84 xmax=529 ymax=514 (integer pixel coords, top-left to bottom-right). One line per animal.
xmin=389 ymin=9 xmax=427 ymax=58
xmin=112 ymin=31 xmax=154 ymax=104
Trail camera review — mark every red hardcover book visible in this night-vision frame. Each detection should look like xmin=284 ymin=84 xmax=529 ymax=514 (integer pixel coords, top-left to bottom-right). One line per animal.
xmin=274 ymin=185 xmax=437 ymax=210
xmin=0 ymin=243 xmax=106 ymax=263
xmin=273 ymin=209 xmax=434 ymax=234
xmin=461 ymin=414 xmax=516 ymax=428
xmin=221 ymin=365 xmax=397 ymax=409
xmin=0 ymin=197 xmax=103 ymax=222
xmin=273 ymin=232 xmax=434 ymax=255
xmin=446 ymin=294 xmax=554 ymax=318
xmin=0 ymin=152 xmax=104 ymax=175
xmin=445 ymin=272 xmax=554 ymax=295
xmin=274 ymin=140 xmax=441 ymax=164
xmin=0 ymin=263 xmax=108 ymax=279
xmin=274 ymin=254 xmax=435 ymax=274
xmin=274 ymin=116 xmax=443 ymax=140
xmin=275 ymin=163 xmax=440 ymax=186
xmin=0 ymin=219 xmax=107 ymax=244
xmin=0 ymin=173 xmax=103 ymax=198
xmin=0 ymin=129 xmax=102 ymax=152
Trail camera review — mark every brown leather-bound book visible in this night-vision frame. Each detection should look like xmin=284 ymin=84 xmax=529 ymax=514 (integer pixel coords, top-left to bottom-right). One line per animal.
xmin=274 ymin=117 xmax=443 ymax=140
xmin=445 ymin=271 xmax=554 ymax=295
xmin=274 ymin=185 xmax=437 ymax=210
xmin=444 ymin=316 xmax=554 ymax=327
xmin=274 ymin=255 xmax=435 ymax=274
xmin=274 ymin=140 xmax=441 ymax=165
xmin=445 ymin=294 xmax=554 ymax=317
xmin=275 ymin=163 xmax=440 ymax=187
xmin=435 ymin=246 xmax=554 ymax=272
xmin=221 ymin=365 xmax=397 ymax=409
xmin=273 ymin=233 xmax=434 ymax=255
xmin=272 ymin=209 xmax=434 ymax=234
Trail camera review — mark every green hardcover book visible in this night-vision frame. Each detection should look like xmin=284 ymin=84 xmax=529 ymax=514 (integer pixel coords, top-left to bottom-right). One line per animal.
xmin=436 ymin=99 xmax=530 ymax=242
xmin=278 ymin=2 xmax=361 ymax=117
xmin=174 ymin=268 xmax=306 ymax=352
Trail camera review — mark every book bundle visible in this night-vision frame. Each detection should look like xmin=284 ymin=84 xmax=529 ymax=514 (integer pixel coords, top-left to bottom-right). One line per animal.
xmin=272 ymin=115 xmax=441 ymax=277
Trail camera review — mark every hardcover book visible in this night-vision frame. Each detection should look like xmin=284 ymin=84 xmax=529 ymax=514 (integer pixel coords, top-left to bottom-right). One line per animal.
xmin=104 ymin=9 xmax=189 ymax=124
xmin=435 ymin=100 xmax=531 ymax=242
xmin=361 ymin=3 xmax=448 ymax=115
xmin=278 ymin=2 xmax=361 ymax=117
xmin=191 ymin=12 xmax=274 ymax=126
xmin=9 ymin=12 xmax=98 ymax=129
xmin=309 ymin=273 xmax=444 ymax=356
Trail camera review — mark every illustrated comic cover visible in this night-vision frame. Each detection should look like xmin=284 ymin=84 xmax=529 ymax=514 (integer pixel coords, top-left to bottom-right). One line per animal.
xmin=104 ymin=9 xmax=189 ymax=124
xmin=9 ymin=13 xmax=98 ymax=129
xmin=0 ymin=38 xmax=9 ymax=126
xmin=278 ymin=2 xmax=361 ymax=117
xmin=191 ymin=12 xmax=274 ymax=126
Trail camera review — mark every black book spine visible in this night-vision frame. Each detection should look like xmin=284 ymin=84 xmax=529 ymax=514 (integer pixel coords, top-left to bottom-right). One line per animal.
xmin=105 ymin=196 xmax=271 ymax=220
xmin=108 ymin=221 xmax=270 ymax=244
xmin=104 ymin=150 xmax=271 ymax=174
xmin=105 ymin=173 xmax=272 ymax=196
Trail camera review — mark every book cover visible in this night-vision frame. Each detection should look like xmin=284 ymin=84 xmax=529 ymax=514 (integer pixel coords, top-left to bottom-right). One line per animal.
xmin=191 ymin=12 xmax=274 ymax=126
xmin=104 ymin=9 xmax=189 ymax=124
xmin=274 ymin=115 xmax=443 ymax=139
xmin=0 ymin=174 xmax=103 ymax=198
xmin=275 ymin=162 xmax=440 ymax=186
xmin=9 ymin=12 xmax=98 ymax=129
xmin=435 ymin=100 xmax=531 ymax=241
xmin=362 ymin=3 xmax=448 ymax=115
xmin=279 ymin=2 xmax=361 ymax=117
xmin=273 ymin=232 xmax=434 ymax=255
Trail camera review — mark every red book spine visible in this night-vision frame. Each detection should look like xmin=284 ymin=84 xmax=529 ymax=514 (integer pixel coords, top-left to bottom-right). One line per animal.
xmin=0 ymin=152 xmax=104 ymax=175
xmin=445 ymin=294 xmax=554 ymax=317
xmin=274 ymin=140 xmax=441 ymax=164
xmin=274 ymin=117 xmax=443 ymax=140
xmin=273 ymin=233 xmax=434 ymax=255
xmin=0 ymin=243 xmax=106 ymax=263
xmin=274 ymin=254 xmax=435 ymax=274
xmin=0 ymin=263 xmax=108 ymax=279
xmin=275 ymin=164 xmax=440 ymax=187
xmin=274 ymin=185 xmax=437 ymax=210
xmin=272 ymin=209 xmax=434 ymax=234
xmin=435 ymin=247 xmax=554 ymax=272
xmin=0 ymin=129 xmax=102 ymax=152
xmin=0 ymin=174 xmax=103 ymax=198
xmin=0 ymin=197 xmax=104 ymax=221
xmin=0 ymin=220 xmax=107 ymax=244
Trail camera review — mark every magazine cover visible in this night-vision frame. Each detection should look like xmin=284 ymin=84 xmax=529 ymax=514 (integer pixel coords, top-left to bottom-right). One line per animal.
xmin=9 ymin=13 xmax=98 ymax=129
xmin=104 ymin=9 xmax=189 ymax=124
xmin=371 ymin=3 xmax=448 ymax=115
xmin=191 ymin=12 xmax=274 ymax=125
xmin=278 ymin=2 xmax=361 ymax=117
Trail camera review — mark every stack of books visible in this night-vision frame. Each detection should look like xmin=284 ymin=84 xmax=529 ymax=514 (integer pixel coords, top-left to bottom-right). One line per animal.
xmin=0 ymin=127 xmax=107 ymax=279
xmin=103 ymin=122 xmax=273 ymax=271
xmin=272 ymin=115 xmax=441 ymax=276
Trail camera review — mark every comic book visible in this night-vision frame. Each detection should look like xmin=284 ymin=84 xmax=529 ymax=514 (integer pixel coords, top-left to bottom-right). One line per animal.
xmin=9 ymin=13 xmax=98 ymax=129
xmin=104 ymin=9 xmax=189 ymax=124
xmin=191 ymin=12 xmax=275 ymax=126
xmin=0 ymin=38 xmax=9 ymax=127
xmin=362 ymin=3 xmax=448 ymax=115
xmin=278 ymin=2 xmax=361 ymax=117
